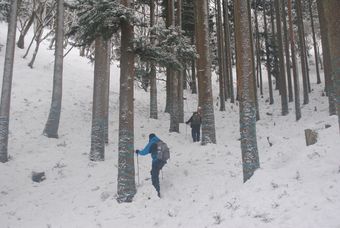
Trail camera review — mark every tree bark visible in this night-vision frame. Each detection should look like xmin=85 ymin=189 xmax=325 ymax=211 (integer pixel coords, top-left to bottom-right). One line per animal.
xmin=117 ymin=0 xmax=136 ymax=203
xmin=316 ymin=0 xmax=336 ymax=116
xmin=254 ymin=0 xmax=263 ymax=96
xmin=195 ymin=0 xmax=217 ymax=145
xmin=149 ymin=0 xmax=158 ymax=119
xmin=89 ymin=36 xmax=109 ymax=161
xmin=308 ymin=0 xmax=321 ymax=84
xmin=270 ymin=0 xmax=279 ymax=92
xmin=28 ymin=1 xmax=46 ymax=68
xmin=281 ymin=0 xmax=293 ymax=102
xmin=0 ymin=0 xmax=18 ymax=163
xmin=288 ymin=0 xmax=301 ymax=121
xmin=275 ymin=0 xmax=289 ymax=116
xmin=234 ymin=0 xmax=259 ymax=182
xmin=191 ymin=55 xmax=197 ymax=94
xmin=43 ymin=0 xmax=64 ymax=138
xmin=322 ymin=0 xmax=340 ymax=133
xmin=168 ymin=0 xmax=179 ymax=132
xmin=177 ymin=0 xmax=184 ymax=123
xmin=223 ymin=0 xmax=234 ymax=103
xmin=17 ymin=11 xmax=35 ymax=49
xmin=103 ymin=41 xmax=111 ymax=144
xmin=264 ymin=3 xmax=274 ymax=105
xmin=216 ymin=0 xmax=226 ymax=111
xmin=165 ymin=0 xmax=175 ymax=114
xmin=247 ymin=0 xmax=259 ymax=121
xmin=296 ymin=0 xmax=309 ymax=104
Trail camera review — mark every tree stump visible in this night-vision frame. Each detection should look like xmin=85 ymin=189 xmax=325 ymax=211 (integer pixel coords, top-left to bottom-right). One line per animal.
xmin=304 ymin=129 xmax=318 ymax=146
xmin=32 ymin=171 xmax=46 ymax=182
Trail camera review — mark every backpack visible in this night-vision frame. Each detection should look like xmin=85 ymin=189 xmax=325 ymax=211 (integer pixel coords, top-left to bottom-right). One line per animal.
xmin=156 ymin=140 xmax=170 ymax=162
xmin=191 ymin=113 xmax=201 ymax=125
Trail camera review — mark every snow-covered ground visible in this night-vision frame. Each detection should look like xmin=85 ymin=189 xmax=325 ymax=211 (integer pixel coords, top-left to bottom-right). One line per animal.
xmin=0 ymin=22 xmax=339 ymax=228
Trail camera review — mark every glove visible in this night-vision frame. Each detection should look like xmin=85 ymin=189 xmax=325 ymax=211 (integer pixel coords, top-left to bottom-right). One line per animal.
xmin=135 ymin=149 xmax=140 ymax=155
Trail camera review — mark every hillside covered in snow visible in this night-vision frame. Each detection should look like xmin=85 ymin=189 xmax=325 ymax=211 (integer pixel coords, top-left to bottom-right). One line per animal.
xmin=0 ymin=22 xmax=339 ymax=228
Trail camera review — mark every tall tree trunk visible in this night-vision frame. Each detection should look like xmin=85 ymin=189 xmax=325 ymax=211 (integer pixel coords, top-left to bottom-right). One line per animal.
xmin=169 ymin=67 xmax=178 ymax=131
xmin=0 ymin=0 xmax=18 ymax=163
xmin=270 ymin=0 xmax=279 ymax=91
xmin=234 ymin=0 xmax=259 ymax=182
xmin=168 ymin=0 xmax=179 ymax=132
xmin=219 ymin=0 xmax=230 ymax=102
xmin=178 ymin=70 xmax=184 ymax=123
xmin=288 ymin=0 xmax=301 ymax=121
xmin=302 ymin=19 xmax=311 ymax=93
xmin=247 ymin=0 xmax=260 ymax=121
xmin=103 ymin=41 xmax=111 ymax=144
xmin=17 ymin=12 xmax=35 ymax=49
xmin=165 ymin=69 xmax=171 ymax=113
xmin=191 ymin=56 xmax=197 ymax=94
xmin=117 ymin=0 xmax=136 ymax=203
xmin=254 ymin=0 xmax=263 ymax=96
xmin=275 ymin=0 xmax=289 ymax=115
xmin=177 ymin=0 xmax=184 ymax=123
xmin=316 ymin=0 xmax=336 ymax=115
xmin=195 ymin=0 xmax=217 ymax=145
xmin=149 ymin=0 xmax=158 ymax=119
xmin=281 ymin=0 xmax=293 ymax=102
xmin=322 ymin=0 xmax=340 ymax=133
xmin=165 ymin=0 xmax=174 ymax=114
xmin=216 ymin=0 xmax=226 ymax=111
xmin=183 ymin=67 xmax=187 ymax=90
xmin=43 ymin=0 xmax=64 ymax=138
xmin=223 ymin=0 xmax=234 ymax=103
xmin=264 ymin=4 xmax=274 ymax=105
xmin=308 ymin=0 xmax=321 ymax=84
xmin=296 ymin=0 xmax=309 ymax=104
xmin=28 ymin=2 xmax=46 ymax=68
xmin=89 ymin=36 xmax=109 ymax=161
xmin=27 ymin=27 xmax=43 ymax=68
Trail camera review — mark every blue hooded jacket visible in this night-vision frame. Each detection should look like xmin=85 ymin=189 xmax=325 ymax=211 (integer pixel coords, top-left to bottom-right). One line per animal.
xmin=138 ymin=136 xmax=160 ymax=162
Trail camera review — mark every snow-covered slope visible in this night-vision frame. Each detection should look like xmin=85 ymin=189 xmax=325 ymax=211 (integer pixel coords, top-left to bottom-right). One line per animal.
xmin=0 ymin=22 xmax=339 ymax=228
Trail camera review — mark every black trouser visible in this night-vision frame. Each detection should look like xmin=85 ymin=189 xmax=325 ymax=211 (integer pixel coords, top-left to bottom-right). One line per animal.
xmin=191 ymin=125 xmax=201 ymax=142
xmin=151 ymin=159 xmax=166 ymax=194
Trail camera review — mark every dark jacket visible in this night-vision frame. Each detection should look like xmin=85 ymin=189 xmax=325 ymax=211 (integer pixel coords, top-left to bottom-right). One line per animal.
xmin=186 ymin=112 xmax=202 ymax=127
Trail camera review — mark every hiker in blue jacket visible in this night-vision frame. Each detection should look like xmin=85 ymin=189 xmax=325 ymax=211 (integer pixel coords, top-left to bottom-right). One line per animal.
xmin=136 ymin=133 xmax=166 ymax=197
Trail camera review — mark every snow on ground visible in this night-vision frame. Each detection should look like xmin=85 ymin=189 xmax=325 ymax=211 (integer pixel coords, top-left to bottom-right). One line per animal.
xmin=0 ymin=22 xmax=339 ymax=228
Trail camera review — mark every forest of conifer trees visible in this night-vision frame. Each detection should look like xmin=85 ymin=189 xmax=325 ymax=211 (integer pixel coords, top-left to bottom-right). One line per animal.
xmin=1 ymin=0 xmax=339 ymax=204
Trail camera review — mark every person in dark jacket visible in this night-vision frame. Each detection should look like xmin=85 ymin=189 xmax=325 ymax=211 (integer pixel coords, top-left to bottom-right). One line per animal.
xmin=136 ymin=133 xmax=166 ymax=197
xmin=186 ymin=108 xmax=202 ymax=142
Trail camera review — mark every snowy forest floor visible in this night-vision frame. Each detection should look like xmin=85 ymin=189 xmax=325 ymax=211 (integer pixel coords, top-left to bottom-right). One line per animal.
xmin=0 ymin=22 xmax=339 ymax=228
